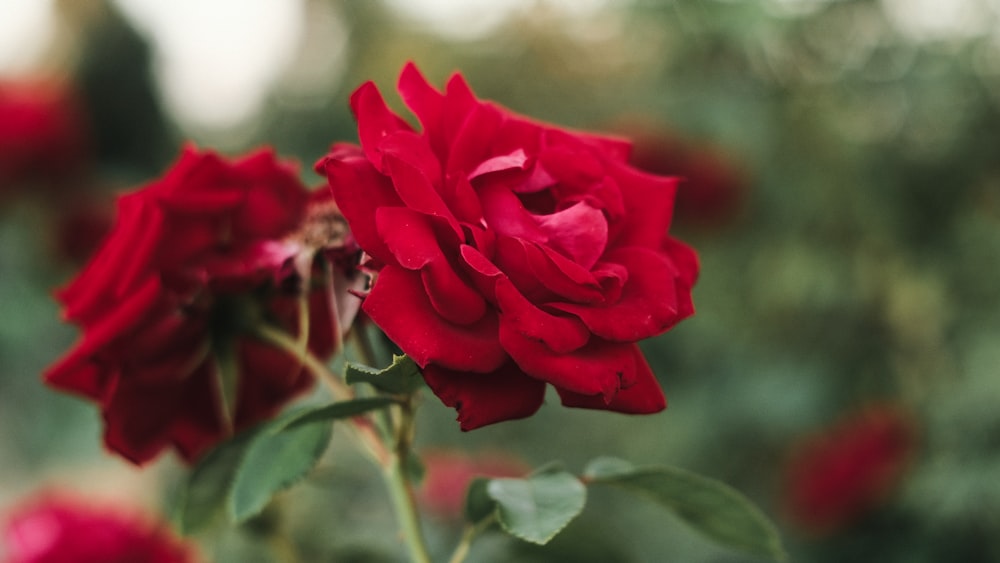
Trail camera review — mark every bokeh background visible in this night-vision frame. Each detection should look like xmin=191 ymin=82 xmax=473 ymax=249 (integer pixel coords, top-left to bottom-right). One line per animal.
xmin=2 ymin=0 xmax=999 ymax=561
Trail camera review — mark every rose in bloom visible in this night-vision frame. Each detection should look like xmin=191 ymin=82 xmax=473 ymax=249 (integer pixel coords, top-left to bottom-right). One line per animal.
xmin=317 ymin=63 xmax=698 ymax=429
xmin=418 ymin=449 xmax=530 ymax=520
xmin=0 ymin=79 xmax=89 ymax=196
xmin=781 ymin=404 xmax=917 ymax=535
xmin=46 ymin=147 xmax=353 ymax=464
xmin=3 ymin=493 xmax=197 ymax=563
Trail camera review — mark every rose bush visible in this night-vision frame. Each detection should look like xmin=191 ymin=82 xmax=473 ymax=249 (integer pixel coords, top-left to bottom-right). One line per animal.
xmin=45 ymin=147 xmax=350 ymax=464
xmin=317 ymin=63 xmax=699 ymax=430
xmin=3 ymin=493 xmax=197 ymax=563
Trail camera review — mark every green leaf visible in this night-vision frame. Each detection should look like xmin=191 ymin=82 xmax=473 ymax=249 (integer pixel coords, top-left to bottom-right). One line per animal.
xmin=345 ymin=354 xmax=423 ymax=394
xmin=464 ymin=477 xmax=496 ymax=523
xmin=279 ymin=396 xmax=395 ymax=430
xmin=229 ymin=411 xmax=334 ymax=522
xmin=486 ymin=470 xmax=587 ymax=545
xmin=583 ymin=457 xmax=786 ymax=561
xmin=173 ymin=429 xmax=258 ymax=534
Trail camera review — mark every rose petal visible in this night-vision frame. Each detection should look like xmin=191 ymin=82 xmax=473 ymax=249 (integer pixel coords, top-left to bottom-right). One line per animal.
xmin=376 ymin=207 xmax=486 ymax=325
xmin=421 ymin=362 xmax=546 ymax=430
xmin=556 ymin=345 xmax=665 ymax=413
xmin=551 ymin=247 xmax=688 ymax=342
xmin=321 ymin=144 xmax=403 ymax=265
xmin=102 ymin=362 xmax=222 ymax=464
xmin=382 ymin=153 xmax=462 ymax=239
xmin=607 ymin=159 xmax=678 ymax=248
xmin=350 ymin=81 xmax=413 ymax=173
xmin=534 ymin=200 xmax=608 ymax=270
xmin=362 ymin=265 xmax=506 ymax=372
xmin=495 ymin=277 xmax=589 ymax=354
xmin=499 ymin=321 xmax=632 ymax=399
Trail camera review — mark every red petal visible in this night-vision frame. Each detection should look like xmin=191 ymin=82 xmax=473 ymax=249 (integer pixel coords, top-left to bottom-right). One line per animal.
xmin=534 ymin=201 xmax=608 ymax=270
xmin=556 ymin=345 xmax=665 ymax=413
xmin=350 ymin=81 xmax=413 ymax=173
xmin=499 ymin=321 xmax=631 ymax=400
xmin=362 ymin=265 xmax=506 ymax=372
xmin=382 ymin=153 xmax=462 ymax=239
xmin=421 ymin=362 xmax=546 ymax=430
xmin=321 ymin=143 xmax=402 ymax=265
xmin=607 ymin=159 xmax=678 ymax=248
xmin=551 ymin=247 xmax=687 ymax=342
xmin=375 ymin=207 xmax=486 ymax=325
xmin=495 ymin=277 xmax=589 ymax=354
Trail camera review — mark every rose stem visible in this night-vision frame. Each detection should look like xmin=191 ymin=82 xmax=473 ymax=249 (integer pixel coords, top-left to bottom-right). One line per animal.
xmin=382 ymin=394 xmax=433 ymax=563
xmin=253 ymin=322 xmax=389 ymax=465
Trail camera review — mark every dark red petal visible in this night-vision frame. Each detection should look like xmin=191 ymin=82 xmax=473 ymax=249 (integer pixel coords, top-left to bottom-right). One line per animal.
xmin=235 ymin=340 xmax=314 ymax=426
xmin=478 ymin=181 xmax=548 ymax=243
xmin=534 ymin=201 xmax=608 ymax=270
xmin=556 ymin=345 xmax=665 ymax=413
xmin=376 ymin=206 xmax=486 ymax=325
xmin=102 ymin=361 xmax=222 ymax=465
xmin=468 ymin=149 xmax=529 ymax=180
xmin=59 ymin=193 xmax=163 ymax=323
xmin=321 ymin=144 xmax=402 ymax=265
xmin=551 ymin=247 xmax=687 ymax=342
xmin=362 ymin=265 xmax=506 ymax=372
xmin=446 ymin=103 xmax=503 ymax=177
xmin=421 ymin=362 xmax=546 ymax=430
xmin=377 ymin=131 xmax=443 ymax=194
xmin=495 ymin=277 xmax=589 ymax=354
xmin=350 ymin=81 xmax=413 ymax=173
xmin=398 ymin=62 xmax=446 ymax=158
xmin=382 ymin=153 xmax=462 ymax=239
xmin=607 ymin=159 xmax=678 ymax=248
xmin=499 ymin=322 xmax=631 ymax=399
xmin=459 ymin=244 xmax=502 ymax=303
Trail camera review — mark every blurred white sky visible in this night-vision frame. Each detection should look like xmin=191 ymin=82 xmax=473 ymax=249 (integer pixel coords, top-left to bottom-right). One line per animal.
xmin=0 ymin=0 xmax=995 ymax=130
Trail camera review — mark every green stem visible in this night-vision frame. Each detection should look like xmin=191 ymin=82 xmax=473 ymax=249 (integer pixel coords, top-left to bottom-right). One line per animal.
xmin=448 ymin=515 xmax=496 ymax=563
xmin=253 ymin=322 xmax=389 ymax=465
xmin=383 ymin=453 xmax=433 ymax=563
xmin=382 ymin=397 xmax=432 ymax=563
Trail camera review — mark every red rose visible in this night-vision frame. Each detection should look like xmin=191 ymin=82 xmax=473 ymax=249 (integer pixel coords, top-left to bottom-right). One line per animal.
xmin=3 ymin=493 xmax=197 ymax=563
xmin=0 ymin=79 xmax=89 ymax=196
xmin=45 ymin=147 xmax=345 ymax=464
xmin=317 ymin=63 xmax=698 ymax=430
xmin=781 ymin=405 xmax=917 ymax=535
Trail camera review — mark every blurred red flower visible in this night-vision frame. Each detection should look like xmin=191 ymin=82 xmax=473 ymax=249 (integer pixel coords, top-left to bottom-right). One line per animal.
xmin=613 ymin=118 xmax=748 ymax=230
xmin=781 ymin=404 xmax=917 ymax=535
xmin=317 ymin=63 xmax=698 ymax=431
xmin=45 ymin=147 xmax=351 ymax=465
xmin=418 ymin=449 xmax=530 ymax=521
xmin=0 ymin=79 xmax=90 ymax=196
xmin=3 ymin=493 xmax=197 ymax=563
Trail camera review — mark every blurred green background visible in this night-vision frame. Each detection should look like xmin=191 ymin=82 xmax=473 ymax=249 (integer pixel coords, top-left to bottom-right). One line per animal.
xmin=2 ymin=0 xmax=999 ymax=561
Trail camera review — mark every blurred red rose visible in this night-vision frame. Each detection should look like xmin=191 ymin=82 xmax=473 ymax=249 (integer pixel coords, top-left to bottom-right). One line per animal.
xmin=3 ymin=493 xmax=197 ymax=563
xmin=781 ymin=404 xmax=917 ymax=535
xmin=0 ymin=79 xmax=90 ymax=197
xmin=51 ymin=195 xmax=114 ymax=265
xmin=418 ymin=449 xmax=530 ymax=520
xmin=317 ymin=63 xmax=698 ymax=430
xmin=614 ymin=119 xmax=748 ymax=230
xmin=45 ymin=147 xmax=350 ymax=465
